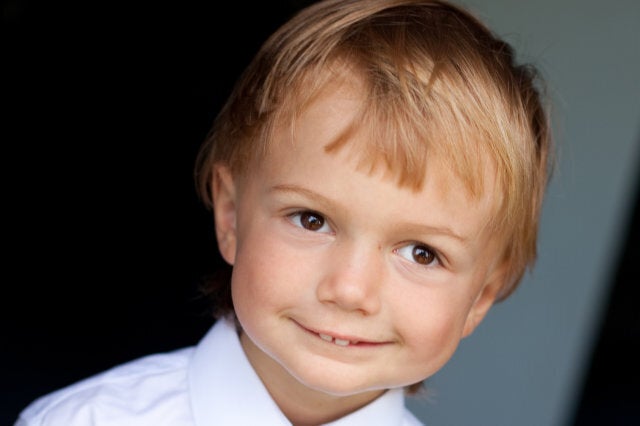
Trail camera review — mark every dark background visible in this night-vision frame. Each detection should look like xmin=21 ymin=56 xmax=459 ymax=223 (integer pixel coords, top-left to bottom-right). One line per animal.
xmin=2 ymin=1 xmax=638 ymax=425
xmin=569 ymin=169 xmax=640 ymax=425
xmin=3 ymin=0 xmax=315 ymax=422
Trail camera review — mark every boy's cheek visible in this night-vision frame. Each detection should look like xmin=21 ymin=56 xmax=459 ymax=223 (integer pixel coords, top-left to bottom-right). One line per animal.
xmin=397 ymin=309 xmax=469 ymax=381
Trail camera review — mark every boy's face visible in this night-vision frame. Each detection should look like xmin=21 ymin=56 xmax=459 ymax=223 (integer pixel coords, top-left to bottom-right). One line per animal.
xmin=212 ymin=81 xmax=506 ymax=399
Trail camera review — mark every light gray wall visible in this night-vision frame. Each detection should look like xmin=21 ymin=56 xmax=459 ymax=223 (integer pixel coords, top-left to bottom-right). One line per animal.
xmin=407 ymin=1 xmax=640 ymax=425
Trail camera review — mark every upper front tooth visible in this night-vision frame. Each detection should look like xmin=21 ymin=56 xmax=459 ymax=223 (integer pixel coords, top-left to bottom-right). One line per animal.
xmin=319 ymin=333 xmax=333 ymax=342
xmin=334 ymin=338 xmax=350 ymax=346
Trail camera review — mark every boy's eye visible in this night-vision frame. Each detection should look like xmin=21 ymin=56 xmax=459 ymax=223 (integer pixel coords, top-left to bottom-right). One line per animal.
xmin=289 ymin=211 xmax=331 ymax=233
xmin=396 ymin=244 xmax=438 ymax=266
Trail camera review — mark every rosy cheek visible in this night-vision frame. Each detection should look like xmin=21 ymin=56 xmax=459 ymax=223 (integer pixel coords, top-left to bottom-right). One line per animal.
xmin=400 ymin=302 xmax=466 ymax=362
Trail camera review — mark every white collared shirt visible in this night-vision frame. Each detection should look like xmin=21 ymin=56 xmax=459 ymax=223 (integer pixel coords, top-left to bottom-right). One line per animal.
xmin=16 ymin=319 xmax=424 ymax=425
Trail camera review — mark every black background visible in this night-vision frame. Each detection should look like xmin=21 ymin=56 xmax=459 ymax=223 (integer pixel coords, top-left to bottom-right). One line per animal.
xmin=2 ymin=1 xmax=638 ymax=425
xmin=3 ymin=0 xmax=315 ymax=422
xmin=570 ymin=168 xmax=640 ymax=425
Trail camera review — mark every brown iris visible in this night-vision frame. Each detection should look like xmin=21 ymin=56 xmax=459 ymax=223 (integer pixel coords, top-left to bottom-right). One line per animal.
xmin=412 ymin=245 xmax=435 ymax=265
xmin=299 ymin=211 xmax=325 ymax=231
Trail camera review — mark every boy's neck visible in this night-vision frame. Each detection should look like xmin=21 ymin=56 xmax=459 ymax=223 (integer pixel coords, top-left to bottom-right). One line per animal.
xmin=239 ymin=331 xmax=386 ymax=425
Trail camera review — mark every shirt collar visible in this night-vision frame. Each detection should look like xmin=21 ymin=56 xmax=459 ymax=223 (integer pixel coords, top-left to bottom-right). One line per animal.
xmin=189 ymin=318 xmax=407 ymax=426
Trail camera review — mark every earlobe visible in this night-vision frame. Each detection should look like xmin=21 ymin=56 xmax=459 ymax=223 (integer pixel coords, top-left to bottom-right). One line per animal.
xmin=461 ymin=264 xmax=507 ymax=338
xmin=211 ymin=164 xmax=238 ymax=265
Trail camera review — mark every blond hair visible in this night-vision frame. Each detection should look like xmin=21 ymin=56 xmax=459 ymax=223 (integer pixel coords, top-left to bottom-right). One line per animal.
xmin=195 ymin=0 xmax=552 ymax=300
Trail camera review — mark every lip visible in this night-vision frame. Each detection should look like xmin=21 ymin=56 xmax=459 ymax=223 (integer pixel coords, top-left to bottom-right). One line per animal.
xmin=292 ymin=319 xmax=391 ymax=347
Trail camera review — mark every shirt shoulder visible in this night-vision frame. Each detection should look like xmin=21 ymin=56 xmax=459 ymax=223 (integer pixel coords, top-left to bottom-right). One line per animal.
xmin=16 ymin=347 xmax=195 ymax=426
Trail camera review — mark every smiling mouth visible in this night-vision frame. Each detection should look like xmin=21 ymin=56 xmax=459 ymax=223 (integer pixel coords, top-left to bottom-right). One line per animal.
xmin=293 ymin=320 xmax=385 ymax=347
xmin=318 ymin=333 xmax=358 ymax=346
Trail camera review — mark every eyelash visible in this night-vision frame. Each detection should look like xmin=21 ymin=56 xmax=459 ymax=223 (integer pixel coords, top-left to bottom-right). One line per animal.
xmin=287 ymin=210 xmax=442 ymax=268
xmin=394 ymin=243 xmax=441 ymax=268
xmin=287 ymin=210 xmax=333 ymax=233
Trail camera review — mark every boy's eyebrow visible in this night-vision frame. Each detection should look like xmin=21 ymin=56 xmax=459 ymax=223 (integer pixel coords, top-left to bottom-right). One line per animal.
xmin=270 ymin=184 xmax=337 ymax=210
xmin=269 ymin=184 xmax=468 ymax=243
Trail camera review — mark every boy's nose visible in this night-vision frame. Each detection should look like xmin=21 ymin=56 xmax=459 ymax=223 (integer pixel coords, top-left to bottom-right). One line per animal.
xmin=315 ymin=242 xmax=383 ymax=315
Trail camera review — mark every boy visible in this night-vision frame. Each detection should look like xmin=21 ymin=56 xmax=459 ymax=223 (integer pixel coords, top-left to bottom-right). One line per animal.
xmin=16 ymin=0 xmax=552 ymax=424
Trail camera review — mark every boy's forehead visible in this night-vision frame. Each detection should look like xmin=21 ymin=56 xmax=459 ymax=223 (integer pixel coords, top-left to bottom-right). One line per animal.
xmin=269 ymin=78 xmax=501 ymax=220
xmin=273 ymin=74 xmax=499 ymax=200
xmin=260 ymin=109 xmax=502 ymax=256
xmin=287 ymin=77 xmax=364 ymax=151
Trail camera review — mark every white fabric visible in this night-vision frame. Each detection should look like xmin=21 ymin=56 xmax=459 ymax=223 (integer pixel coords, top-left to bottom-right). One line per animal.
xmin=16 ymin=318 xmax=423 ymax=425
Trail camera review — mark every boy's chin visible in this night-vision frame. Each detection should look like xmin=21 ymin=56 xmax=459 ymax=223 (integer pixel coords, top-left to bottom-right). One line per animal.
xmin=284 ymin=365 xmax=396 ymax=398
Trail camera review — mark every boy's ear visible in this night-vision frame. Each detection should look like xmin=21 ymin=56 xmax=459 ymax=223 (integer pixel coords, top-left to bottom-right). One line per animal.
xmin=462 ymin=262 xmax=508 ymax=338
xmin=211 ymin=165 xmax=238 ymax=265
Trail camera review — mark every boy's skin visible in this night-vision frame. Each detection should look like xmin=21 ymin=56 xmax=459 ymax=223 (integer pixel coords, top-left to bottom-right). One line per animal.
xmin=211 ymin=77 xmax=507 ymax=425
